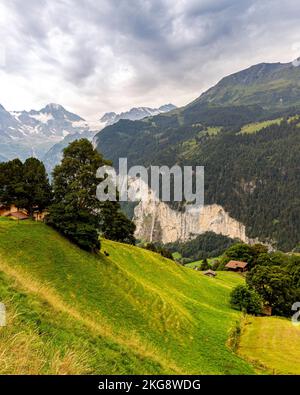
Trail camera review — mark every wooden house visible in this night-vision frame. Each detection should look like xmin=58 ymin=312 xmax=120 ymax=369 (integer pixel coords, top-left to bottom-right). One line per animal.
xmin=203 ymin=269 xmax=217 ymax=277
xmin=225 ymin=260 xmax=248 ymax=272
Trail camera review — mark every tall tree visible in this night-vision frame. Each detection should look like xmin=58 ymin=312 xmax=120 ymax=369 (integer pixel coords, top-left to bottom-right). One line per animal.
xmin=22 ymin=158 xmax=52 ymax=217
xmin=0 ymin=159 xmax=24 ymax=207
xmin=0 ymin=158 xmax=51 ymax=215
xmin=246 ymin=265 xmax=294 ymax=316
xmin=46 ymin=139 xmax=136 ymax=251
xmin=46 ymin=139 xmax=106 ymax=251
xmin=101 ymin=200 xmax=136 ymax=245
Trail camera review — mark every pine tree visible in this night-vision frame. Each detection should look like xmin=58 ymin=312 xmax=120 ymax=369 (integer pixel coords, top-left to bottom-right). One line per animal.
xmin=101 ymin=201 xmax=136 ymax=245
xmin=46 ymin=139 xmax=106 ymax=252
xmin=46 ymin=139 xmax=136 ymax=251
xmin=0 ymin=158 xmax=51 ymax=215
xmin=0 ymin=159 xmax=24 ymax=207
xmin=22 ymin=158 xmax=52 ymax=217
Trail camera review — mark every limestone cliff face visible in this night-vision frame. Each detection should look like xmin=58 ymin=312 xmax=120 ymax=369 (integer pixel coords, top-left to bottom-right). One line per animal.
xmin=133 ymin=200 xmax=251 ymax=244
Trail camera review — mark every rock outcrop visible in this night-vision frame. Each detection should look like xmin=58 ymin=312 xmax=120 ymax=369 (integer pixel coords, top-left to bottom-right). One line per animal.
xmin=134 ymin=199 xmax=250 ymax=244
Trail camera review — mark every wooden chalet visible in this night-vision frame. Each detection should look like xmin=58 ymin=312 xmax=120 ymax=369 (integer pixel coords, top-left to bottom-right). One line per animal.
xmin=225 ymin=260 xmax=248 ymax=272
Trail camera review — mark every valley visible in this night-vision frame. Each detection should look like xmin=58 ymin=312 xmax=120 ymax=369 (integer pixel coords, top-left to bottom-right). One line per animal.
xmin=95 ymin=59 xmax=300 ymax=251
xmin=1 ymin=0 xmax=299 ymax=383
xmin=0 ymin=58 xmax=299 ymax=376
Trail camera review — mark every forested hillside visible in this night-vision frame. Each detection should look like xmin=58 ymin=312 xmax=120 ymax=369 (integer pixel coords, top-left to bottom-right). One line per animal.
xmin=95 ymin=61 xmax=300 ymax=251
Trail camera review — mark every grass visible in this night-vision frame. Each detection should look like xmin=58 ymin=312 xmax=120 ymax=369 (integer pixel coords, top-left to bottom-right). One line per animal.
xmin=172 ymin=251 xmax=182 ymax=260
xmin=185 ymin=257 xmax=220 ymax=269
xmin=239 ymin=118 xmax=282 ymax=134
xmin=204 ymin=126 xmax=222 ymax=136
xmin=0 ymin=218 xmax=254 ymax=374
xmin=238 ymin=316 xmax=300 ymax=374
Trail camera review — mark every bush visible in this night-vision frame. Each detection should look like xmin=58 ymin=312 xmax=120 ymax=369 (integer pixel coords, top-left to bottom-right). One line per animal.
xmin=230 ymin=285 xmax=263 ymax=315
xmin=180 ymin=257 xmax=193 ymax=265
xmin=200 ymin=259 xmax=210 ymax=271
xmin=211 ymin=260 xmax=220 ymax=271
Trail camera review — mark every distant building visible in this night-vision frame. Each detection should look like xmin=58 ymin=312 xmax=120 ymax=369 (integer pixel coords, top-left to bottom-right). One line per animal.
xmin=203 ymin=269 xmax=217 ymax=277
xmin=0 ymin=204 xmax=19 ymax=217
xmin=7 ymin=211 xmax=29 ymax=220
xmin=0 ymin=204 xmax=46 ymax=221
xmin=225 ymin=260 xmax=248 ymax=272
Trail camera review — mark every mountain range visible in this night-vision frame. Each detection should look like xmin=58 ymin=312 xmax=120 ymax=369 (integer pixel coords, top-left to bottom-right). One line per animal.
xmin=0 ymin=103 xmax=101 ymax=163
xmin=1 ymin=57 xmax=299 ymax=250
xmin=100 ymin=104 xmax=176 ymax=125
xmin=0 ymin=102 xmax=176 ymax=173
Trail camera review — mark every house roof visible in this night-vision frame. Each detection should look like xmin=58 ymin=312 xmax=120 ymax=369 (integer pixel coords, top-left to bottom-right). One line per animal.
xmin=8 ymin=211 xmax=29 ymax=220
xmin=203 ymin=269 xmax=217 ymax=276
xmin=225 ymin=260 xmax=248 ymax=269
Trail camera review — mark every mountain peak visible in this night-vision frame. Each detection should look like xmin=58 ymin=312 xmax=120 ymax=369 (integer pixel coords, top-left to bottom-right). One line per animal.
xmin=0 ymin=103 xmax=7 ymax=112
xmin=100 ymin=103 xmax=177 ymax=126
xmin=42 ymin=103 xmax=66 ymax=112
xmin=193 ymin=58 xmax=300 ymax=108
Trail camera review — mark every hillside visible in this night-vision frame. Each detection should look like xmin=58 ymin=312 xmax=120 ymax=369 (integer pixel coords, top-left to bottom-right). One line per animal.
xmin=238 ymin=316 xmax=300 ymax=374
xmin=0 ymin=218 xmax=254 ymax=374
xmin=194 ymin=60 xmax=300 ymax=109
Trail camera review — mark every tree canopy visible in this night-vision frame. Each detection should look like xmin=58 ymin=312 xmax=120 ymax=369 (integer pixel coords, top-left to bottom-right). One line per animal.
xmin=46 ymin=139 xmax=136 ymax=252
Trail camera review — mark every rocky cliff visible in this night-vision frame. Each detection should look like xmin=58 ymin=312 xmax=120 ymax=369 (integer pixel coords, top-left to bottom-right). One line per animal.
xmin=134 ymin=199 xmax=251 ymax=244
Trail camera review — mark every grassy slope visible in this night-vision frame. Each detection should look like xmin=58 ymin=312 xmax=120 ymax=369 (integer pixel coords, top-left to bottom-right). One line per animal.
xmin=239 ymin=118 xmax=283 ymax=134
xmin=185 ymin=258 xmax=220 ymax=269
xmin=238 ymin=316 xmax=300 ymax=374
xmin=0 ymin=218 xmax=254 ymax=374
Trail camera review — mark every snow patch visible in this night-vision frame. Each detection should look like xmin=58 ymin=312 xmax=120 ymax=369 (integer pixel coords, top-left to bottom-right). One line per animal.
xmin=30 ymin=112 xmax=54 ymax=124
xmin=72 ymin=119 xmax=104 ymax=131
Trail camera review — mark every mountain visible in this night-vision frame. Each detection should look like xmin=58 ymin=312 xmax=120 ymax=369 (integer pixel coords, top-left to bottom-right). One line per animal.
xmin=100 ymin=103 xmax=176 ymax=125
xmin=0 ymin=103 xmax=103 ymax=162
xmin=42 ymin=130 xmax=96 ymax=175
xmin=95 ymin=58 xmax=300 ymax=251
xmin=0 ymin=101 xmax=176 ymax=171
xmin=0 ymin=217 xmax=253 ymax=374
xmin=42 ymin=103 xmax=176 ymax=174
xmin=193 ymin=58 xmax=300 ymax=109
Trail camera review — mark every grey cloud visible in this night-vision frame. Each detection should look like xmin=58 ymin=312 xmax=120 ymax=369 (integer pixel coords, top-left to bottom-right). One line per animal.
xmin=0 ymin=0 xmax=300 ymax=118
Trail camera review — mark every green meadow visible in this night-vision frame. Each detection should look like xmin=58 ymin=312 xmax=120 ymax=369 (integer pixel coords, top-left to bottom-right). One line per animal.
xmin=0 ymin=218 xmax=253 ymax=374
xmin=239 ymin=118 xmax=283 ymax=134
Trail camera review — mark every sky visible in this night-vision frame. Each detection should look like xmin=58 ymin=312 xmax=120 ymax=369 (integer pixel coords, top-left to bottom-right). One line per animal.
xmin=0 ymin=0 xmax=300 ymax=120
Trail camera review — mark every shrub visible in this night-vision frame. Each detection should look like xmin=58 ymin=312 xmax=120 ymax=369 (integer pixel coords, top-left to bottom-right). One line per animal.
xmin=230 ymin=285 xmax=263 ymax=315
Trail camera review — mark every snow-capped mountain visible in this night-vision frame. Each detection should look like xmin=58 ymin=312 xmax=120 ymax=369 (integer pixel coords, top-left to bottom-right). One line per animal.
xmin=0 ymin=102 xmax=176 ymax=174
xmin=0 ymin=103 xmax=103 ymax=162
xmin=43 ymin=103 xmax=176 ymax=175
xmin=100 ymin=103 xmax=177 ymax=126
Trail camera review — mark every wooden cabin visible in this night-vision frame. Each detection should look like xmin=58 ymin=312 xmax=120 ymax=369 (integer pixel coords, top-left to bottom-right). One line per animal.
xmin=203 ymin=269 xmax=217 ymax=277
xmin=225 ymin=260 xmax=248 ymax=272
xmin=0 ymin=204 xmax=46 ymax=222
xmin=7 ymin=211 xmax=29 ymax=220
xmin=262 ymin=305 xmax=272 ymax=316
xmin=0 ymin=204 xmax=19 ymax=217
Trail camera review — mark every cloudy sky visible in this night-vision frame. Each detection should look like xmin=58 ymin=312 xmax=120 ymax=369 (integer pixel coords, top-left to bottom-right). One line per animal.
xmin=0 ymin=0 xmax=300 ymax=119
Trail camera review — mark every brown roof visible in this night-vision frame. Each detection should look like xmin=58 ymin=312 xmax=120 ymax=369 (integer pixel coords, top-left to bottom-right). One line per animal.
xmin=225 ymin=260 xmax=248 ymax=269
xmin=8 ymin=211 xmax=29 ymax=220
xmin=203 ymin=269 xmax=217 ymax=276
